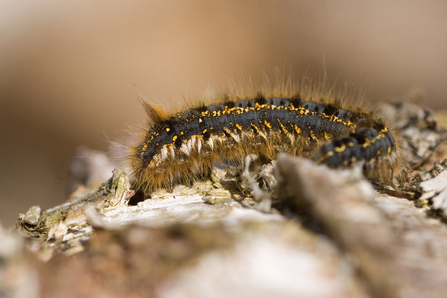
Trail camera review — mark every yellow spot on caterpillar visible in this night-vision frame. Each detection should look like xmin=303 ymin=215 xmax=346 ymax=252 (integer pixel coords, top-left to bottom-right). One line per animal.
xmin=310 ymin=130 xmax=318 ymax=141
xmin=172 ymin=135 xmax=178 ymax=142
xmin=236 ymin=123 xmax=243 ymax=131
xmin=324 ymin=132 xmax=331 ymax=141
xmin=166 ymin=128 xmax=170 ymax=132
xmin=387 ymin=146 xmax=391 ymax=153
xmin=180 ymin=131 xmax=184 ymax=135
xmin=362 ymin=138 xmax=372 ymax=148
xmin=203 ymin=129 xmax=207 ymax=134
xmin=264 ymin=120 xmax=272 ymax=129
xmin=199 ymin=118 xmax=203 ymax=123
xmin=294 ymin=125 xmax=301 ymax=134
xmin=376 ymin=148 xmax=382 ymax=156
xmin=251 ymin=122 xmax=260 ymax=133
xmin=330 ymin=116 xmax=339 ymax=122
xmin=335 ymin=144 xmax=346 ymax=153
xmin=277 ymin=119 xmax=289 ymax=135
xmin=317 ymin=151 xmax=334 ymax=163
xmin=347 ymin=142 xmax=355 ymax=147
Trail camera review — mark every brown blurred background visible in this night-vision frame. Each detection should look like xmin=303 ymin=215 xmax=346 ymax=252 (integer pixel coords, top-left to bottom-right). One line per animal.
xmin=1 ymin=0 xmax=447 ymax=228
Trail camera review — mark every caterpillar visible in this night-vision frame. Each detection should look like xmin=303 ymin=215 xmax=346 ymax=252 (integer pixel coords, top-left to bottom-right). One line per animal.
xmin=127 ymin=90 xmax=401 ymax=194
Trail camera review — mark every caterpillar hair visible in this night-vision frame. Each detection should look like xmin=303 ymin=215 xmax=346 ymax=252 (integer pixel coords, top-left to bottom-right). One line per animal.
xmin=126 ymin=83 xmax=402 ymax=194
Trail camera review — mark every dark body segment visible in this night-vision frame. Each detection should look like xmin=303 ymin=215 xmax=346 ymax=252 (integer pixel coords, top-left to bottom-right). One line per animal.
xmin=131 ymin=96 xmax=399 ymax=192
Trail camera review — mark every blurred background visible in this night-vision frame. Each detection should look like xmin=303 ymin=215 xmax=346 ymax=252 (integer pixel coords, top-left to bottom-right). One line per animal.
xmin=1 ymin=0 xmax=447 ymax=228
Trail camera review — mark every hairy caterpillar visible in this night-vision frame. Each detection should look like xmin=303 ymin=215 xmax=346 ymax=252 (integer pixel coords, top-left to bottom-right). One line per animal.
xmin=127 ymin=89 xmax=401 ymax=194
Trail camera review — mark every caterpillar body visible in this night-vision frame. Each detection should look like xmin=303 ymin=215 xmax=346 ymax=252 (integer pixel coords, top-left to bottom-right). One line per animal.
xmin=128 ymin=92 xmax=401 ymax=194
